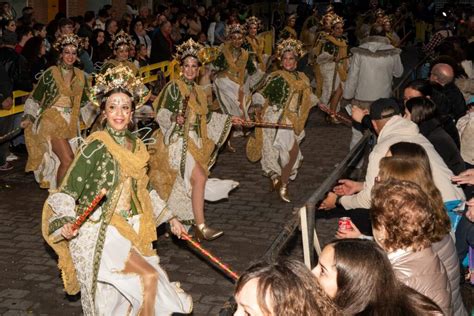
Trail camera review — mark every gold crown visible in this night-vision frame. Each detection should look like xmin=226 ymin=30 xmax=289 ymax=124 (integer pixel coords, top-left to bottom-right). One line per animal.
xmin=321 ymin=13 xmax=336 ymax=26
xmin=174 ymin=38 xmax=204 ymax=63
xmin=88 ymin=65 xmax=149 ymax=108
xmin=245 ymin=16 xmax=262 ymax=31
xmin=53 ymin=34 xmax=84 ymax=51
xmin=331 ymin=15 xmax=344 ymax=27
xmin=276 ymin=38 xmax=305 ymax=60
xmin=110 ymin=30 xmax=133 ymax=50
xmin=225 ymin=23 xmax=244 ymax=37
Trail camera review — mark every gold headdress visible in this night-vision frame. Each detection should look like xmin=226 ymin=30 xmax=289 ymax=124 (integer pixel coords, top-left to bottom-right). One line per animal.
xmin=245 ymin=16 xmax=262 ymax=32
xmin=276 ymin=38 xmax=305 ymax=60
xmin=53 ymin=34 xmax=84 ymax=51
xmin=321 ymin=13 xmax=336 ymax=26
xmin=326 ymin=4 xmax=335 ymax=14
xmin=110 ymin=30 xmax=133 ymax=50
xmin=331 ymin=14 xmax=344 ymax=27
xmin=288 ymin=13 xmax=297 ymax=21
xmin=174 ymin=38 xmax=204 ymax=64
xmin=88 ymin=65 xmax=149 ymax=108
xmin=225 ymin=23 xmax=245 ymax=37
xmin=375 ymin=8 xmax=385 ymax=18
xmin=382 ymin=16 xmax=392 ymax=25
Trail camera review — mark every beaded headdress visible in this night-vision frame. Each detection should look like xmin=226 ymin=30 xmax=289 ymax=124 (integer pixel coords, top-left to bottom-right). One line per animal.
xmin=225 ymin=23 xmax=245 ymax=37
xmin=174 ymin=38 xmax=204 ymax=64
xmin=245 ymin=16 xmax=262 ymax=32
xmin=321 ymin=13 xmax=336 ymax=26
xmin=331 ymin=15 xmax=344 ymax=27
xmin=88 ymin=65 xmax=149 ymax=108
xmin=53 ymin=34 xmax=84 ymax=51
xmin=276 ymin=38 xmax=305 ymax=60
xmin=110 ymin=30 xmax=133 ymax=50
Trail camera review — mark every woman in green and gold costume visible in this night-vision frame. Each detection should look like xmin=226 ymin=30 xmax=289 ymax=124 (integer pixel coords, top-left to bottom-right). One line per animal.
xmin=149 ymin=39 xmax=245 ymax=241
xmin=243 ymin=16 xmax=266 ymax=72
xmin=247 ymin=38 xmax=319 ymax=203
xmin=313 ymin=14 xmax=348 ymax=123
xmin=212 ymin=23 xmax=257 ymax=118
xmin=100 ymin=30 xmax=138 ymax=75
xmin=21 ymin=34 xmax=89 ymax=189
xmin=279 ymin=14 xmax=297 ymax=41
xmin=42 ymin=65 xmax=192 ymax=315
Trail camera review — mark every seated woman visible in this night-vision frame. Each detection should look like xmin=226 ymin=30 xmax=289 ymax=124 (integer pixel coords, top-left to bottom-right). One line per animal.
xmin=371 ymin=178 xmax=452 ymax=315
xmin=43 ymin=65 xmax=192 ymax=315
xmin=149 ymin=39 xmax=245 ymax=241
xmin=234 ymin=258 xmax=338 ymax=316
xmin=339 ymin=142 xmax=467 ymax=315
xmin=313 ymin=239 xmax=443 ymax=315
xmin=405 ymin=96 xmax=465 ymax=176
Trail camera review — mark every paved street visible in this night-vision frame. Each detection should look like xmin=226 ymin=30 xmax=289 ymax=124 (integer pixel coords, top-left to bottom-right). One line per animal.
xmin=1 ymin=108 xmax=473 ymax=315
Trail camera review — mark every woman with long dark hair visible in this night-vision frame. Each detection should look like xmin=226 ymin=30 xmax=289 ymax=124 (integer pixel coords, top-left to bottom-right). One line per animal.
xmin=21 ymin=36 xmax=47 ymax=82
xmin=42 ymin=65 xmax=192 ymax=315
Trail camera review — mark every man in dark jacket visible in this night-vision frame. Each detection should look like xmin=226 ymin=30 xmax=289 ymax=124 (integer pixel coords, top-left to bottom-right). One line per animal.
xmin=77 ymin=11 xmax=95 ymax=42
xmin=430 ymin=62 xmax=468 ymax=122
xmin=0 ymin=64 xmax=14 ymax=171
xmin=150 ymin=20 xmax=174 ymax=64
xmin=0 ymin=30 xmax=33 ymax=92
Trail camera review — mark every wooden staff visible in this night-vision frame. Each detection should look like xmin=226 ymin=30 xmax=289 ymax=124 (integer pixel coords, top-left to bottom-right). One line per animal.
xmin=243 ymin=120 xmax=293 ymax=129
xmin=71 ymin=188 xmax=107 ymax=231
xmin=181 ymin=233 xmax=239 ymax=281
xmin=317 ymin=103 xmax=352 ymax=127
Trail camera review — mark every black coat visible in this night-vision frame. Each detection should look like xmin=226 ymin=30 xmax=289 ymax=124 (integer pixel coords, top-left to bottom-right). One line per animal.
xmin=0 ymin=46 xmax=33 ymax=91
xmin=418 ymin=118 xmax=466 ymax=176
xmin=150 ymin=30 xmax=173 ymax=64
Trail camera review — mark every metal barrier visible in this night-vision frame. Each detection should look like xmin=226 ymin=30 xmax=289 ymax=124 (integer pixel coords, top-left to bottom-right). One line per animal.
xmin=0 ymin=90 xmax=29 ymax=118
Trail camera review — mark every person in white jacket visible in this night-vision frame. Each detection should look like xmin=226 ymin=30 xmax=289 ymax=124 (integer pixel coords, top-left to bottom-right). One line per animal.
xmin=320 ymin=98 xmax=465 ymax=213
xmin=343 ymin=26 xmax=403 ymax=149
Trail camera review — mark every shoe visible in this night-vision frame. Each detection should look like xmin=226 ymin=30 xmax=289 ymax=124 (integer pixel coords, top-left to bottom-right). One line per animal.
xmin=270 ymin=177 xmax=280 ymax=192
xmin=6 ymin=153 xmax=18 ymax=162
xmin=279 ymin=183 xmax=291 ymax=203
xmin=194 ymin=223 xmax=224 ymax=242
xmin=0 ymin=162 xmax=13 ymax=171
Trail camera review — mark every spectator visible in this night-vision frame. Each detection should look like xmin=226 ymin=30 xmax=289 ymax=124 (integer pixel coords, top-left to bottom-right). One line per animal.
xmin=57 ymin=18 xmax=74 ymax=37
xmin=130 ymin=18 xmax=151 ymax=57
xmin=150 ymin=20 xmax=173 ymax=64
xmin=133 ymin=43 xmax=149 ymax=69
xmin=212 ymin=11 xmax=226 ymax=46
xmin=371 ymin=179 xmax=452 ymax=315
xmin=319 ymin=98 xmax=465 ymax=234
xmin=313 ymin=239 xmax=443 ymax=315
xmin=90 ymin=29 xmax=109 ymax=65
xmin=1 ymin=18 xmax=15 ymax=33
xmin=430 ymin=62 xmax=467 ymax=122
xmin=403 ymin=79 xmax=460 ymax=148
xmin=21 ymin=36 xmax=47 ymax=82
xmin=235 ymin=258 xmax=338 ymax=316
xmin=0 ymin=2 xmax=14 ymax=21
xmin=16 ymin=6 xmax=34 ymax=27
xmin=77 ymin=11 xmax=95 ymax=42
xmin=119 ymin=12 xmax=133 ymax=34
xmin=0 ymin=63 xmax=13 ymax=171
xmin=0 ymin=30 xmax=32 ymax=91
xmin=405 ymin=97 xmax=465 ymax=176
xmin=32 ymin=23 xmax=50 ymax=52
xmin=187 ymin=10 xmax=202 ymax=40
xmin=95 ymin=8 xmax=109 ymax=31
xmin=105 ymin=18 xmax=119 ymax=43
xmin=343 ymin=25 xmax=403 ymax=149
xmin=78 ymin=37 xmax=94 ymax=74
xmin=15 ymin=26 xmax=33 ymax=54
xmin=197 ymin=6 xmax=209 ymax=36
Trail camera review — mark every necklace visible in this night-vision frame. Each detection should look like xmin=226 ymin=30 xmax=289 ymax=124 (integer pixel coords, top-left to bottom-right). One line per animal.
xmin=106 ymin=125 xmax=127 ymax=146
xmin=59 ymin=62 xmax=74 ymax=71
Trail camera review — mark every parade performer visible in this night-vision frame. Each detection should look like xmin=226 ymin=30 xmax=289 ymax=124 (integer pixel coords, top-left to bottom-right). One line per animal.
xmin=22 ymin=34 xmax=89 ymax=189
xmin=300 ymin=7 xmax=320 ymax=52
xmin=383 ymin=16 xmax=401 ymax=47
xmin=313 ymin=14 xmax=348 ymax=123
xmin=100 ymin=30 xmax=138 ymax=75
xmin=278 ymin=14 xmax=297 ymax=40
xmin=150 ymin=39 xmax=245 ymax=241
xmin=247 ymin=38 xmax=319 ymax=203
xmin=243 ymin=16 xmax=266 ymax=72
xmin=42 ymin=65 xmax=193 ymax=315
xmin=212 ymin=23 xmax=257 ymax=118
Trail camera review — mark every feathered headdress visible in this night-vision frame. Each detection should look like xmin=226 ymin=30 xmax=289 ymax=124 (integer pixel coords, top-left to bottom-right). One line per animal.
xmin=225 ymin=23 xmax=244 ymax=37
xmin=174 ymin=38 xmax=204 ymax=64
xmin=53 ymin=34 xmax=84 ymax=51
xmin=88 ymin=65 xmax=149 ymax=108
xmin=245 ymin=16 xmax=263 ymax=32
xmin=276 ymin=38 xmax=305 ymax=60
xmin=110 ymin=30 xmax=132 ymax=50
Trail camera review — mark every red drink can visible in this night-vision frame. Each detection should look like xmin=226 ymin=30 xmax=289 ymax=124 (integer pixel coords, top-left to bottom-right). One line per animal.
xmin=338 ymin=217 xmax=352 ymax=231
